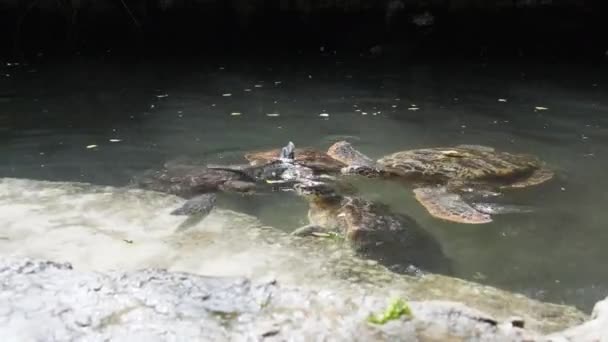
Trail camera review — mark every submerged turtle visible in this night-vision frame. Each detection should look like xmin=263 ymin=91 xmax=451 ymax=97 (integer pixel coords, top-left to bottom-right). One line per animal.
xmin=291 ymin=180 xmax=451 ymax=275
xmin=134 ymin=164 xmax=259 ymax=218
xmin=133 ymin=142 xmax=300 ymax=224
xmin=330 ymin=142 xmax=553 ymax=224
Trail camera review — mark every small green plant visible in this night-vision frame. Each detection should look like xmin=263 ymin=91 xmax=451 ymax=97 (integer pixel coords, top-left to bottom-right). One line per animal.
xmin=367 ymin=298 xmax=413 ymax=325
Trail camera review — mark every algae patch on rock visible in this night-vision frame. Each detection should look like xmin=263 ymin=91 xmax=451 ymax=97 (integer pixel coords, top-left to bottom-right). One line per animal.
xmin=367 ymin=298 xmax=413 ymax=324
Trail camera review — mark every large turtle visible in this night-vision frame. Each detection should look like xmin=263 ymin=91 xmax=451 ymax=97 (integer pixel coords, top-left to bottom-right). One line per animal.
xmin=291 ymin=180 xmax=452 ymax=275
xmin=327 ymin=142 xmax=553 ymax=224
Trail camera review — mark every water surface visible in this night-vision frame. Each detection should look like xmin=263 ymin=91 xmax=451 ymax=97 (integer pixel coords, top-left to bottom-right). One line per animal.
xmin=1 ymin=55 xmax=607 ymax=311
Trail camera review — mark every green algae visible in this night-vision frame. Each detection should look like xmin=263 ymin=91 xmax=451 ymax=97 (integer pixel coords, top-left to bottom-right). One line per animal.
xmin=367 ymin=298 xmax=413 ymax=325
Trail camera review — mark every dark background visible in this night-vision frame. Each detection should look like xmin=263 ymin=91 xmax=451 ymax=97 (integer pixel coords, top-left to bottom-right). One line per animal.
xmin=0 ymin=0 xmax=606 ymax=62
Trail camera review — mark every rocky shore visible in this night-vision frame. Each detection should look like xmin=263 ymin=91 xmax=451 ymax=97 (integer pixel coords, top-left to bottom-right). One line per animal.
xmin=0 ymin=177 xmax=605 ymax=341
xmin=0 ymin=257 xmax=606 ymax=341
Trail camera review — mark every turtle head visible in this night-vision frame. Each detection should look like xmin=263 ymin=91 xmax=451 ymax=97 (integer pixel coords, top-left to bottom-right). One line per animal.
xmin=280 ymin=141 xmax=296 ymax=161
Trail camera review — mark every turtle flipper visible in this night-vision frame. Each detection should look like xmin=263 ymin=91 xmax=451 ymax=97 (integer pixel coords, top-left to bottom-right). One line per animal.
xmin=413 ymin=187 xmax=492 ymax=224
xmin=172 ymin=193 xmax=217 ymax=232
xmin=291 ymin=225 xmax=327 ymax=236
xmin=171 ymin=193 xmax=217 ymax=216
xmin=471 ymin=202 xmax=535 ymax=215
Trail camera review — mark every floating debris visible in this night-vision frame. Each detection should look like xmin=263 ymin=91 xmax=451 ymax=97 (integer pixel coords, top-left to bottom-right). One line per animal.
xmin=535 ymin=106 xmax=549 ymax=111
xmin=231 ymin=112 xmax=242 ymax=116
xmin=408 ymin=107 xmax=419 ymax=111
xmin=392 ymin=104 xmax=398 ymax=108
xmin=86 ymin=145 xmax=98 ymax=149
xmin=498 ymin=98 xmax=507 ymax=102
xmin=355 ymin=109 xmax=361 ymax=112
xmin=361 ymin=112 xmax=368 ymax=115
xmin=219 ymin=66 xmax=225 ymax=70
xmin=222 ymin=93 xmax=232 ymax=97
xmin=156 ymin=94 xmax=169 ymax=98
xmin=254 ymin=84 xmax=263 ymax=88
xmin=319 ymin=113 xmax=329 ymax=117
xmin=274 ymin=81 xmax=282 ymax=85
xmin=150 ymin=104 xmax=155 ymax=109
xmin=244 ymin=88 xmax=252 ymax=92
xmin=266 ymin=113 xmax=280 ymax=117
xmin=109 ymin=139 xmax=122 ymax=143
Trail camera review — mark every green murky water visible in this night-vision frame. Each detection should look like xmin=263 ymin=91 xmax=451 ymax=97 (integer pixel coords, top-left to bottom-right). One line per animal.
xmin=1 ymin=55 xmax=607 ymax=311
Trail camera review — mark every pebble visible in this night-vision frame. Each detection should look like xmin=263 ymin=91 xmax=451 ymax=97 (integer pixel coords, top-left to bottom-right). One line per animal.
xmin=408 ymin=107 xmax=419 ymax=111
xmin=86 ymin=145 xmax=98 ymax=149
xmin=109 ymin=139 xmax=122 ymax=143
xmin=319 ymin=113 xmax=329 ymax=117
xmin=498 ymin=98 xmax=507 ymax=102
xmin=231 ymin=112 xmax=242 ymax=116
xmin=222 ymin=93 xmax=232 ymax=97
xmin=535 ymin=106 xmax=548 ymax=111
xmin=266 ymin=113 xmax=280 ymax=117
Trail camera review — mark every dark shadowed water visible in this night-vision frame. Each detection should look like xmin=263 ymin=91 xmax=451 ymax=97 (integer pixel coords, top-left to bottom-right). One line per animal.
xmin=1 ymin=55 xmax=607 ymax=311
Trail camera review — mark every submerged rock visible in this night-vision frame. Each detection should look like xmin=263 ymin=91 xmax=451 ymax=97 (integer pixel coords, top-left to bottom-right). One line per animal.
xmin=0 ymin=177 xmax=589 ymax=336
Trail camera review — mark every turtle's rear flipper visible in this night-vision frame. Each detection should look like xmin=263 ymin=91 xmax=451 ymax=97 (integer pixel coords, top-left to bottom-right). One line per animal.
xmin=413 ymin=187 xmax=492 ymax=224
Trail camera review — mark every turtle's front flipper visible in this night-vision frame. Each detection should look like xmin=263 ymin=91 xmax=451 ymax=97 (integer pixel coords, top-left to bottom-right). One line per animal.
xmin=413 ymin=187 xmax=492 ymax=224
xmin=171 ymin=193 xmax=217 ymax=232
xmin=171 ymin=193 xmax=217 ymax=216
xmin=291 ymin=225 xmax=327 ymax=236
xmin=471 ymin=202 xmax=535 ymax=215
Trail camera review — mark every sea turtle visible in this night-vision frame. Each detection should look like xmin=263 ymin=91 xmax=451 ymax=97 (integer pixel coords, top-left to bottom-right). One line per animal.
xmin=329 ymin=142 xmax=553 ymax=224
xmin=213 ymin=141 xmax=341 ymax=187
xmin=244 ymin=143 xmax=346 ymax=173
xmin=134 ymin=164 xmax=258 ymax=216
xmin=132 ymin=142 xmax=300 ymax=223
xmin=291 ymin=180 xmax=451 ymax=275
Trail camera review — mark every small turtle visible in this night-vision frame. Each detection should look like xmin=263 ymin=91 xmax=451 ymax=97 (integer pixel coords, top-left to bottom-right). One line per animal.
xmin=291 ymin=180 xmax=451 ymax=275
xmin=332 ymin=142 xmax=552 ymax=224
xmin=244 ymin=143 xmax=346 ymax=173
xmin=215 ymin=142 xmax=337 ymax=187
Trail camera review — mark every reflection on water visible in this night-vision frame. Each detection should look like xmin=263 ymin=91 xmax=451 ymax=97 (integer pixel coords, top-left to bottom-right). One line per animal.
xmin=0 ymin=57 xmax=607 ymax=311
